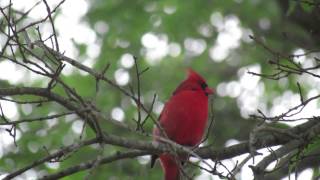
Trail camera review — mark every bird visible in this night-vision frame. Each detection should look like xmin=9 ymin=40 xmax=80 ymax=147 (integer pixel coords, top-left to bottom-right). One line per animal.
xmin=151 ymin=69 xmax=213 ymax=180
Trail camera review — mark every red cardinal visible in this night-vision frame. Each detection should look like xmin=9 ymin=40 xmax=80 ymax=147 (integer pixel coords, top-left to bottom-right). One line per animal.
xmin=151 ymin=69 xmax=213 ymax=180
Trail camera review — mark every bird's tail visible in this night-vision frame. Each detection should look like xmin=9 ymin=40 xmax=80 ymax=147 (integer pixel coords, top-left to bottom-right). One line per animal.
xmin=160 ymin=154 xmax=180 ymax=180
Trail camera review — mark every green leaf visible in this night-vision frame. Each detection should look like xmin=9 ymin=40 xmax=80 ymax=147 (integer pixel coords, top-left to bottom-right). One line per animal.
xmin=286 ymin=1 xmax=298 ymax=16
xmin=300 ymin=0 xmax=314 ymax=13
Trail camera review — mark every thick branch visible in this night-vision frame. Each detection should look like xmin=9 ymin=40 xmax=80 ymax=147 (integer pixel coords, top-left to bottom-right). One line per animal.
xmin=251 ymin=121 xmax=320 ymax=179
xmin=3 ymin=138 xmax=99 ymax=180
xmin=38 ymin=150 xmax=148 ymax=180
xmin=0 ymin=87 xmax=78 ymax=113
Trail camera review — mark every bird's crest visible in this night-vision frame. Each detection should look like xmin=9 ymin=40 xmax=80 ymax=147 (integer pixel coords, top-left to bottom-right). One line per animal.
xmin=187 ymin=68 xmax=206 ymax=83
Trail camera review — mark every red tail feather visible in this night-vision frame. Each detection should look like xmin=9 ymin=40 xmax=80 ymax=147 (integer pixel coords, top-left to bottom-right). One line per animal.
xmin=160 ymin=154 xmax=180 ymax=180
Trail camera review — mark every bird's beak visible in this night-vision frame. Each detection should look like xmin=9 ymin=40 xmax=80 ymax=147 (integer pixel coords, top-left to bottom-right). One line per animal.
xmin=205 ymin=87 xmax=214 ymax=95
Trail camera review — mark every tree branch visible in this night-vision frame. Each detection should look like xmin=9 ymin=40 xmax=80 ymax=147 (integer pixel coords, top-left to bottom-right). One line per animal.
xmin=38 ymin=150 xmax=148 ymax=180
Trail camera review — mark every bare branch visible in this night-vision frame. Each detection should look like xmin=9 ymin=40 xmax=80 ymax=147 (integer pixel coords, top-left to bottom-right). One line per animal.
xmin=38 ymin=150 xmax=148 ymax=180
xmin=3 ymin=138 xmax=99 ymax=180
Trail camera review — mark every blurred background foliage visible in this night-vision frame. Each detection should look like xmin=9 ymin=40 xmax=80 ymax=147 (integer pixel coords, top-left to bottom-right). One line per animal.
xmin=0 ymin=0 xmax=320 ymax=179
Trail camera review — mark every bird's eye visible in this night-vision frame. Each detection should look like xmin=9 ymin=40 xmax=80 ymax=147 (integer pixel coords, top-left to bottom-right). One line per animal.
xmin=200 ymin=82 xmax=207 ymax=89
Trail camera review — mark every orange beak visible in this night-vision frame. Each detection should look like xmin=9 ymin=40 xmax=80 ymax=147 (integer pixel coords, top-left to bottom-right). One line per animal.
xmin=205 ymin=87 xmax=214 ymax=95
